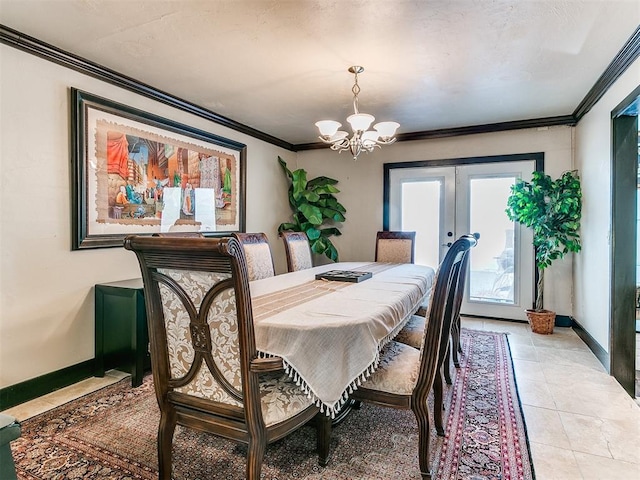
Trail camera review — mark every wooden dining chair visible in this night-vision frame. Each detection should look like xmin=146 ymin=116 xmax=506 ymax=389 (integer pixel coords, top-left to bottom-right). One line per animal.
xmin=394 ymin=233 xmax=478 ymax=434
xmin=405 ymin=233 xmax=480 ymax=372
xmin=280 ymin=231 xmax=313 ymax=272
xmin=232 ymin=232 xmax=276 ymax=281
xmin=124 ymin=236 xmax=331 ymax=480
xmin=374 ymin=231 xmax=416 ymax=263
xmin=348 ymin=234 xmax=477 ymax=479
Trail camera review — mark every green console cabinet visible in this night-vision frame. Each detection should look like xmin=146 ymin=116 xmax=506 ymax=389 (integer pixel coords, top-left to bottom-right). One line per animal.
xmin=95 ymin=279 xmax=150 ymax=387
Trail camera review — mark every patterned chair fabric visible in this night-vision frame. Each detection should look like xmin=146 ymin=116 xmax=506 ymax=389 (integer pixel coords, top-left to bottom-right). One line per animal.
xmin=157 ymin=269 xmax=313 ymax=425
xmin=394 ymin=314 xmax=428 ymax=350
xmin=233 ymin=233 xmax=276 ymax=281
xmin=124 ymin=236 xmax=330 ymax=480
xmin=375 ymin=231 xmax=416 ymax=263
xmin=280 ymin=231 xmax=313 ymax=272
xmin=349 ymin=234 xmax=477 ymax=479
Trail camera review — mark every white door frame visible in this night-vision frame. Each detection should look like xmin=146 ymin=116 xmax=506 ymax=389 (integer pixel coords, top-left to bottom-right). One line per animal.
xmin=383 ymin=153 xmax=544 ymax=321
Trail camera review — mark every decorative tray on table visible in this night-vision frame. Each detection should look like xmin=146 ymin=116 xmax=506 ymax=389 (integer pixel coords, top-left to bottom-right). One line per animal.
xmin=315 ymin=270 xmax=373 ymax=283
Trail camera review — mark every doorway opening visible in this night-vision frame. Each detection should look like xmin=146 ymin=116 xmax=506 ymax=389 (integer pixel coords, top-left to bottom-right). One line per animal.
xmin=610 ymin=84 xmax=639 ymax=397
xmin=384 ymin=153 xmax=543 ymax=321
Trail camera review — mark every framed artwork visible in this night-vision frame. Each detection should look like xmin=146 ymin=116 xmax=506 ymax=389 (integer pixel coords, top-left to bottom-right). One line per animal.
xmin=71 ymin=88 xmax=246 ymax=249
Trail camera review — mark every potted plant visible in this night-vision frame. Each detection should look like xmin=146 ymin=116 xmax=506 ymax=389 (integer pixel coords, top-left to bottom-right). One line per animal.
xmin=505 ymin=170 xmax=582 ymax=334
xmin=277 ymin=157 xmax=346 ymax=262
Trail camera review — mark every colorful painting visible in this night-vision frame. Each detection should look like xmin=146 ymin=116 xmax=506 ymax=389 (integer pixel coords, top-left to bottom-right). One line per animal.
xmin=72 ymin=89 xmax=246 ymax=249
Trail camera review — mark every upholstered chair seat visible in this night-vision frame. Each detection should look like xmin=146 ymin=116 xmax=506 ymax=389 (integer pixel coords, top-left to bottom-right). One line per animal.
xmin=258 ymin=372 xmax=316 ymax=425
xmin=394 ymin=315 xmax=427 ymax=351
xmin=360 ymin=341 xmax=420 ymax=395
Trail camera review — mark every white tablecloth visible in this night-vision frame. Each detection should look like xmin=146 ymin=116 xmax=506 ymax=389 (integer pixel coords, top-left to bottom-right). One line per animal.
xmin=250 ymin=262 xmax=435 ymax=416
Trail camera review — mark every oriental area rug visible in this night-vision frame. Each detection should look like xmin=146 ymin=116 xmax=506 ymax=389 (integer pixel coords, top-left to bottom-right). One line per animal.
xmin=12 ymin=329 xmax=535 ymax=480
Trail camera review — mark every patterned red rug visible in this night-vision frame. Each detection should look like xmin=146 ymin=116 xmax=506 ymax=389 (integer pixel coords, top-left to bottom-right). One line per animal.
xmin=12 ymin=329 xmax=534 ymax=479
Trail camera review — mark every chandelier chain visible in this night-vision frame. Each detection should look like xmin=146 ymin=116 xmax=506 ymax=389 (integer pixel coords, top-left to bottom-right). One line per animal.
xmin=352 ymin=71 xmax=360 ymax=114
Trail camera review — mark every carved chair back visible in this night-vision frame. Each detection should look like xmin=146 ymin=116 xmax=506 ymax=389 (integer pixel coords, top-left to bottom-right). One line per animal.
xmin=280 ymin=231 xmax=313 ymax=272
xmin=125 ymin=236 xmax=260 ymax=420
xmin=374 ymin=231 xmax=416 ymax=263
xmin=124 ymin=236 xmax=327 ymax=479
xmin=232 ymin=232 xmax=276 ymax=281
xmin=413 ymin=234 xmax=477 ymax=404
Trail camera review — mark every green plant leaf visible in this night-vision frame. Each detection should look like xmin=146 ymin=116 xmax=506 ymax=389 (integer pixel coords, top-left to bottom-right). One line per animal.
xmin=278 ymin=156 xmax=293 ymax=181
xmin=278 ymin=158 xmax=346 ymax=262
xmin=318 ymin=208 xmax=343 ymax=222
xmin=313 ymin=185 xmax=340 ymax=195
xmin=306 ymin=228 xmax=321 ymax=240
xmin=307 ymin=176 xmax=339 ymax=187
xmin=320 ymin=227 xmax=342 ymax=236
xmin=302 ymin=190 xmax=320 ymax=203
xmin=291 ymin=169 xmax=308 ymax=201
xmin=505 ymin=169 xmax=582 ymax=309
xmin=299 ymin=203 xmax=323 ymax=225
xmin=278 ymin=222 xmax=301 ymax=233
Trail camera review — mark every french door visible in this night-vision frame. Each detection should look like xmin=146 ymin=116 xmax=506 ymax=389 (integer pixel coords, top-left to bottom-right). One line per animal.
xmin=387 ymin=160 xmax=536 ymax=321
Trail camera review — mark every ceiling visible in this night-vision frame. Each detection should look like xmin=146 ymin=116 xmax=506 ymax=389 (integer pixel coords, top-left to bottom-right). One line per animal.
xmin=1 ymin=1 xmax=639 ymax=146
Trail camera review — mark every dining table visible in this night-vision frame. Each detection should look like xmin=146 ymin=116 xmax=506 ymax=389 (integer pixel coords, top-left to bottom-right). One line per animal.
xmin=249 ymin=261 xmax=436 ymax=417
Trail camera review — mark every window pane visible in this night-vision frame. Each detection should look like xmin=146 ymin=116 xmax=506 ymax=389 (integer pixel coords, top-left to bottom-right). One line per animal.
xmin=468 ymin=176 xmax=516 ymax=304
xmin=402 ymin=180 xmax=441 ymax=268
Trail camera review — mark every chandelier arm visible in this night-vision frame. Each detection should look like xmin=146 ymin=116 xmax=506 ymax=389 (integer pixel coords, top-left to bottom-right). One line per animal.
xmin=317 ymin=136 xmax=348 ymax=146
xmin=373 ymin=137 xmax=397 ymax=146
xmin=315 ymin=65 xmax=398 ymax=161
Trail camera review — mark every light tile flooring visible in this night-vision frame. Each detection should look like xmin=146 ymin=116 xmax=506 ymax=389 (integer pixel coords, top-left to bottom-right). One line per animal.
xmin=460 ymin=317 xmax=640 ymax=479
xmin=2 ymin=317 xmax=640 ymax=479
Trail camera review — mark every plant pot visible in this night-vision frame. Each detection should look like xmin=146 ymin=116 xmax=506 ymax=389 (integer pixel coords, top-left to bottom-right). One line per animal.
xmin=525 ymin=309 xmax=556 ymax=335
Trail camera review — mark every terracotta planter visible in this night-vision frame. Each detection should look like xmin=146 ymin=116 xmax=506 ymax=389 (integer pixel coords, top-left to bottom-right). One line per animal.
xmin=525 ymin=309 xmax=555 ymax=335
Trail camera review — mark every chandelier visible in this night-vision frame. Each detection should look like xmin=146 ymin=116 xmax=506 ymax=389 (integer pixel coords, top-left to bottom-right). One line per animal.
xmin=315 ymin=66 xmax=399 ymax=160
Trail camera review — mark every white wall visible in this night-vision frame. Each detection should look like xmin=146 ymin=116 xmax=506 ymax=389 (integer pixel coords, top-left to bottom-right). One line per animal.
xmin=298 ymin=126 xmax=574 ymax=315
xmin=0 ymin=45 xmax=295 ymax=388
xmin=2 ymin=39 xmax=632 ymax=388
xmin=574 ymin=57 xmax=640 ymax=352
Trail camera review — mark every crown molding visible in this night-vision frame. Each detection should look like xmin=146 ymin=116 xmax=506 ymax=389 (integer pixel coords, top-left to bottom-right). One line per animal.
xmin=573 ymin=25 xmax=640 ymax=121
xmin=293 ymin=115 xmax=576 ymax=151
xmin=2 ymin=22 xmax=638 ymax=152
xmin=0 ymin=24 xmax=294 ymax=151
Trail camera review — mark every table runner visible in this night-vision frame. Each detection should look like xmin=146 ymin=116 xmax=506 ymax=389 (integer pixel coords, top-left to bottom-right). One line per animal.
xmin=250 ymin=262 xmax=435 ymax=416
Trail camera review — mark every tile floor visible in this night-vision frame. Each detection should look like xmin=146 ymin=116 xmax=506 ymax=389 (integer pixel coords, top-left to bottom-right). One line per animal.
xmin=460 ymin=317 xmax=640 ymax=479
xmin=2 ymin=317 xmax=639 ymax=479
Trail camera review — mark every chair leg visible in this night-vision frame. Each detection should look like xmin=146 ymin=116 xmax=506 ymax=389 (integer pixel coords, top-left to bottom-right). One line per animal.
xmin=443 ymin=342 xmax=453 ymax=386
xmin=316 ymin=412 xmax=332 ymax=466
xmin=452 ymin=314 xmax=462 ymax=367
xmin=246 ymin=437 xmax=267 ymax=480
xmin=433 ymin=372 xmax=445 ymax=436
xmin=157 ymin=408 xmax=177 ymax=480
xmin=413 ymin=405 xmax=432 ymax=479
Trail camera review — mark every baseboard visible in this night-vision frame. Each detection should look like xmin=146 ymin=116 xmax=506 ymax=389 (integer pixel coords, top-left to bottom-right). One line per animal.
xmin=463 ymin=313 xmax=573 ymax=328
xmin=0 ymin=360 xmax=94 ymax=410
xmin=572 ymin=319 xmax=610 ymax=373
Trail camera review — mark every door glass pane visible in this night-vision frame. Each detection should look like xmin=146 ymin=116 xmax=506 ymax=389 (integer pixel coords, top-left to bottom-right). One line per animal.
xmin=401 ymin=180 xmax=441 ymax=268
xmin=468 ymin=176 xmax=516 ymax=304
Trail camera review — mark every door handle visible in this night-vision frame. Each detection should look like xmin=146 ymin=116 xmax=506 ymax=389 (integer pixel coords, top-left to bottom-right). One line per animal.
xmin=441 ymin=242 xmax=452 ymax=247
